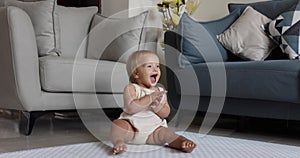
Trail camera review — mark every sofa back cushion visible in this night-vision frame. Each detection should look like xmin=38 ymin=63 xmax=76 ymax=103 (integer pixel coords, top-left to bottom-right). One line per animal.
xmin=5 ymin=0 xmax=98 ymax=58
xmin=177 ymin=9 xmax=241 ymax=65
xmin=228 ymin=0 xmax=299 ymax=19
xmin=201 ymin=9 xmax=242 ymax=61
xmin=0 ymin=0 xmax=21 ymax=7
xmin=57 ymin=5 xmax=98 ymax=58
xmin=87 ymin=11 xmax=148 ymax=63
xmin=6 ymin=0 xmax=60 ymax=56
xmin=0 ymin=1 xmax=5 ymax=6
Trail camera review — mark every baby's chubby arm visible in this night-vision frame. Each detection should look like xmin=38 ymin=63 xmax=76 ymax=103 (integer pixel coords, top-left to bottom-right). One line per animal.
xmin=123 ymin=84 xmax=166 ymax=115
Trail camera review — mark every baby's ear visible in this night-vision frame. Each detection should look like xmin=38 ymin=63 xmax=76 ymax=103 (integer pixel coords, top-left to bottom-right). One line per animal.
xmin=133 ymin=71 xmax=140 ymax=79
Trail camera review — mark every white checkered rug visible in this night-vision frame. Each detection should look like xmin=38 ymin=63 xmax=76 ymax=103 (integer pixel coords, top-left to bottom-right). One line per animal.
xmin=1 ymin=131 xmax=300 ymax=158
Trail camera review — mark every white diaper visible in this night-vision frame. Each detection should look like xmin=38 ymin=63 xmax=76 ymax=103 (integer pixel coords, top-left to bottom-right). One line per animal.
xmin=119 ymin=110 xmax=168 ymax=144
xmin=128 ymin=118 xmax=168 ymax=144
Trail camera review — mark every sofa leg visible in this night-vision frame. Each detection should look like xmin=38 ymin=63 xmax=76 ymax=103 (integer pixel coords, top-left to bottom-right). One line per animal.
xmin=19 ymin=111 xmax=46 ymax=135
xmin=236 ymin=116 xmax=249 ymax=132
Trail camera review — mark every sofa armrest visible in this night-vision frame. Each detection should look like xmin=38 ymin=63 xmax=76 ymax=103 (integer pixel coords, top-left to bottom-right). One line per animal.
xmin=164 ymin=31 xmax=182 ymax=108
xmin=0 ymin=6 xmax=43 ymax=111
xmin=164 ymin=30 xmax=182 ymax=68
xmin=164 ymin=30 xmax=181 ymax=51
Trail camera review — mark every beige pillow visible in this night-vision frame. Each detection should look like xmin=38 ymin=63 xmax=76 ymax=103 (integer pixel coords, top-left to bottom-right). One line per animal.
xmin=217 ymin=6 xmax=275 ymax=61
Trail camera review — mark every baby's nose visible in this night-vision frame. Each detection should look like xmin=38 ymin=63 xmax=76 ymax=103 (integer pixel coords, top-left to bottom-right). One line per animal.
xmin=153 ymin=67 xmax=159 ymax=71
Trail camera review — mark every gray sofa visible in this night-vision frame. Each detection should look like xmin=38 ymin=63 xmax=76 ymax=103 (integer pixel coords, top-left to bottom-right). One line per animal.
xmin=164 ymin=0 xmax=300 ymax=121
xmin=0 ymin=0 xmax=158 ymax=135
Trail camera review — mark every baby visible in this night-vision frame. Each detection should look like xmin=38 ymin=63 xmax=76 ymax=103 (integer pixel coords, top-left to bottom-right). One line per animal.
xmin=110 ymin=50 xmax=196 ymax=154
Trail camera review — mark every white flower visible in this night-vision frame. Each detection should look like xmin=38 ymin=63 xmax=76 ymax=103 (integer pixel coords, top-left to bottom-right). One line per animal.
xmin=157 ymin=0 xmax=200 ymax=30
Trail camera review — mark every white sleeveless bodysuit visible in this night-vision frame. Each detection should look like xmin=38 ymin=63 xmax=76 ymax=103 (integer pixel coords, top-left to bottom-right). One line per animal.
xmin=119 ymin=84 xmax=168 ymax=144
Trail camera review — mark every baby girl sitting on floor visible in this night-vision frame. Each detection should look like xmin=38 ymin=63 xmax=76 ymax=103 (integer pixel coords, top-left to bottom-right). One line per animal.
xmin=110 ymin=50 xmax=196 ymax=154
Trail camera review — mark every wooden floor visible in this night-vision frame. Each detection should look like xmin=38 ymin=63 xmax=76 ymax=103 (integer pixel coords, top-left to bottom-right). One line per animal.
xmin=1 ymin=109 xmax=300 ymax=153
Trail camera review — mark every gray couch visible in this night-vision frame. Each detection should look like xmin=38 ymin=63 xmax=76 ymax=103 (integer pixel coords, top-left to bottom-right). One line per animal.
xmin=164 ymin=0 xmax=300 ymax=121
xmin=0 ymin=0 xmax=158 ymax=135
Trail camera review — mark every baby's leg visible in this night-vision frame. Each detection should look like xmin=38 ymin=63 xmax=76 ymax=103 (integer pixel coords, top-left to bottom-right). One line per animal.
xmin=146 ymin=127 xmax=196 ymax=153
xmin=110 ymin=119 xmax=135 ymax=154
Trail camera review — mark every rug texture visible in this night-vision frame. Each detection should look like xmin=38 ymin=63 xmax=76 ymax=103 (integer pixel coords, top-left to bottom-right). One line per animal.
xmin=0 ymin=131 xmax=299 ymax=158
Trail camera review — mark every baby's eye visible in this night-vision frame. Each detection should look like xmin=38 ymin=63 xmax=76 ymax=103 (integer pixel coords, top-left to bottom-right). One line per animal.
xmin=156 ymin=65 xmax=160 ymax=68
xmin=146 ymin=65 xmax=152 ymax=68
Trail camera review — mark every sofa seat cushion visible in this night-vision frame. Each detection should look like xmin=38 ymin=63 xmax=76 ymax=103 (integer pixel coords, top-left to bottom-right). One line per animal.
xmin=39 ymin=56 xmax=128 ymax=93
xmin=175 ymin=60 xmax=300 ymax=103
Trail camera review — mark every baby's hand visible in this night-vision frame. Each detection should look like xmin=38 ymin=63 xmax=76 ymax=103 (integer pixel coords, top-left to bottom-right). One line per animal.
xmin=150 ymin=90 xmax=167 ymax=107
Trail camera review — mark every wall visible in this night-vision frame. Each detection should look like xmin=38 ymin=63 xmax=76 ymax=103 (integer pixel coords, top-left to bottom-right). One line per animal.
xmin=102 ymin=0 xmax=159 ymax=18
xmin=102 ymin=0 xmax=129 ymax=17
xmin=192 ymin=0 xmax=266 ymax=21
xmin=102 ymin=0 xmax=266 ymax=20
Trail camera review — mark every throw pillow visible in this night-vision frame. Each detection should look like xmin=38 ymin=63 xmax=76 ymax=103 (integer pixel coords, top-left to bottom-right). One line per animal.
xmin=6 ymin=0 xmax=60 ymax=57
xmin=177 ymin=8 xmax=241 ymax=66
xmin=217 ymin=6 xmax=275 ymax=61
xmin=262 ymin=1 xmax=300 ymax=60
xmin=0 ymin=1 xmax=4 ymax=6
xmin=228 ymin=0 xmax=299 ymax=19
xmin=1 ymin=0 xmax=16 ymax=6
xmin=86 ymin=11 xmax=148 ymax=63
xmin=56 ymin=5 xmax=98 ymax=58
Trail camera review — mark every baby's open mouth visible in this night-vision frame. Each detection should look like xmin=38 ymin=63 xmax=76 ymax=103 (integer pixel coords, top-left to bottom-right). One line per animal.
xmin=150 ymin=74 xmax=158 ymax=83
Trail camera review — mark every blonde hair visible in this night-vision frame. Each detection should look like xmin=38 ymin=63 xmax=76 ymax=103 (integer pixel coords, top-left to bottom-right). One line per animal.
xmin=126 ymin=50 xmax=159 ymax=83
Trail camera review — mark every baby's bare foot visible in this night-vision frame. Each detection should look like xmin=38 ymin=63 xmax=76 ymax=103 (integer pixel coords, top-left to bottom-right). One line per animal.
xmin=169 ymin=136 xmax=196 ymax=153
xmin=112 ymin=140 xmax=127 ymax=155
xmin=181 ymin=139 xmax=197 ymax=153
